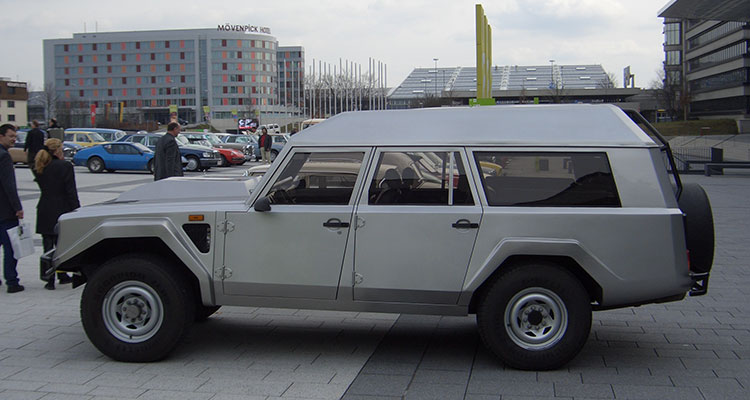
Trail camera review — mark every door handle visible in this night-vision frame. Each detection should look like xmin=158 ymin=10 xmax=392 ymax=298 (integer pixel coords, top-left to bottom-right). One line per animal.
xmin=452 ymin=219 xmax=479 ymax=229
xmin=323 ymin=218 xmax=350 ymax=228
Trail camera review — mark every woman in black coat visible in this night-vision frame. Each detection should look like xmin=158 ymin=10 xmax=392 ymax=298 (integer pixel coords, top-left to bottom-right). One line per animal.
xmin=34 ymin=138 xmax=80 ymax=290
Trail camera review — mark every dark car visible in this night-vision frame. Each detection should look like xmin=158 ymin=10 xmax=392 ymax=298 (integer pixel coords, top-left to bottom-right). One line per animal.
xmin=118 ymin=133 xmax=221 ymax=172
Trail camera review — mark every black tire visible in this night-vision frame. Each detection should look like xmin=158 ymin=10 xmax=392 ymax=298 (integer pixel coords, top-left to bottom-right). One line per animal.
xmin=678 ymin=183 xmax=714 ymax=274
xmin=87 ymin=157 xmax=105 ymax=173
xmin=185 ymin=156 xmax=200 ymax=172
xmin=80 ymin=254 xmax=195 ymax=362
xmin=106 ymin=169 xmax=115 ymax=173
xmin=147 ymin=159 xmax=155 ymax=174
xmin=477 ymin=263 xmax=591 ymax=370
xmin=220 ymin=155 xmax=229 ymax=167
xmin=195 ymin=305 xmax=221 ymax=322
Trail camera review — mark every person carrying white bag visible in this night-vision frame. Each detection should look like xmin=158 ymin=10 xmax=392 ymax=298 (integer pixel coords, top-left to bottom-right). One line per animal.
xmin=0 ymin=124 xmax=25 ymax=293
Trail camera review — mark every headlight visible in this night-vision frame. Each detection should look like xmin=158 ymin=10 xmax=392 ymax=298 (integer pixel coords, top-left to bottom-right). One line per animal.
xmin=202 ymin=152 xmax=212 ymax=158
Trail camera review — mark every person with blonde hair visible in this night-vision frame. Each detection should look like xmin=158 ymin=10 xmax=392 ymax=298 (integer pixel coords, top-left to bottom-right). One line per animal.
xmin=34 ymin=138 xmax=80 ymax=290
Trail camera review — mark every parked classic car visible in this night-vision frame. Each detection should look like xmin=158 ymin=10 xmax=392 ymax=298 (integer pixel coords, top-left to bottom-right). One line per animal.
xmin=43 ymin=105 xmax=714 ymax=370
xmin=212 ymin=133 xmax=254 ymax=161
xmin=63 ymin=130 xmax=109 ymax=147
xmin=11 ymin=129 xmax=82 ymax=164
xmin=118 ymin=133 xmax=221 ymax=172
xmin=68 ymin=128 xmax=127 ymax=142
xmin=181 ymin=133 xmax=246 ymax=166
xmin=73 ymin=142 xmax=155 ymax=173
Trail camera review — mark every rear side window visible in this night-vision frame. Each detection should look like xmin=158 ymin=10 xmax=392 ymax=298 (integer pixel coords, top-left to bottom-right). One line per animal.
xmin=474 ymin=152 xmax=620 ymax=207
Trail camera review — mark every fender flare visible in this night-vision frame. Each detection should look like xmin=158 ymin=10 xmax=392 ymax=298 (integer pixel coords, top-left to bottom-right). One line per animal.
xmin=53 ymin=217 xmax=215 ymax=304
xmin=460 ymin=238 xmax=620 ymax=305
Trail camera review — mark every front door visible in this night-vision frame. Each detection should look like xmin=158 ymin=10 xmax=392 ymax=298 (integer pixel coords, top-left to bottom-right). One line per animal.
xmin=353 ymin=149 xmax=482 ymax=304
xmin=222 ymin=149 xmax=370 ymax=299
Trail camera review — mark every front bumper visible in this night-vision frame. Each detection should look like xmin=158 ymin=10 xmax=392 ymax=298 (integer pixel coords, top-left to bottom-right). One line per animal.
xmin=200 ymin=157 xmax=221 ymax=168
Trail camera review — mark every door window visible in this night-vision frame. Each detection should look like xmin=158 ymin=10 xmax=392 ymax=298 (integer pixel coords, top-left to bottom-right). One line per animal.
xmin=368 ymin=151 xmax=474 ymax=205
xmin=267 ymin=152 xmax=365 ymax=205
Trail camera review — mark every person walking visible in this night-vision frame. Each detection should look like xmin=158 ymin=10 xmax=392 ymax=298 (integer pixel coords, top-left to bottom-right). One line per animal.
xmin=0 ymin=124 xmax=25 ymax=293
xmin=47 ymin=118 xmax=64 ymax=141
xmin=154 ymin=122 xmax=184 ymax=181
xmin=24 ymin=120 xmax=46 ymax=166
xmin=33 ymin=138 xmax=80 ymax=290
xmin=259 ymin=127 xmax=273 ymax=164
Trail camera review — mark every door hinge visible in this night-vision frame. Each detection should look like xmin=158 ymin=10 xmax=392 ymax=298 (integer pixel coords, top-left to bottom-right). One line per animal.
xmin=354 ymin=272 xmax=364 ymax=285
xmin=215 ymin=266 xmax=233 ymax=280
xmin=355 ymin=216 xmax=366 ymax=230
xmin=218 ymin=220 xmax=235 ymax=233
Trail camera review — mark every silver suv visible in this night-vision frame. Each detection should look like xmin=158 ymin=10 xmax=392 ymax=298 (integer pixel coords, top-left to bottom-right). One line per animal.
xmin=43 ymin=105 xmax=713 ymax=370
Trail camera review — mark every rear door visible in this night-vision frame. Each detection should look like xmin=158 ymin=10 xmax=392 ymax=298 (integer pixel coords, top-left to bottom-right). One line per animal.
xmin=352 ymin=148 xmax=482 ymax=304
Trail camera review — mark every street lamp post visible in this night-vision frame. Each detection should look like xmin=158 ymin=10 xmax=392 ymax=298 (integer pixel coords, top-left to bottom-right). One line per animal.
xmin=433 ymin=58 xmax=439 ymax=97
xmin=549 ymin=59 xmax=555 ymax=89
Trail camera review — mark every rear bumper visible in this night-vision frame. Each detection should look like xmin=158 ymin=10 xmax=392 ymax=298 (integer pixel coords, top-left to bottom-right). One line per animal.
xmin=200 ymin=158 xmax=221 ymax=167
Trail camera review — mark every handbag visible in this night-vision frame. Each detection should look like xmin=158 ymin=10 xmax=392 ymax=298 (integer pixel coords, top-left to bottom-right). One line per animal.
xmin=6 ymin=221 xmax=35 ymax=260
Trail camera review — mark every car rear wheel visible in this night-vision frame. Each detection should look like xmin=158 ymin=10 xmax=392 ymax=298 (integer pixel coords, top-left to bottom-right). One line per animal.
xmin=270 ymin=150 xmax=278 ymax=162
xmin=220 ymin=155 xmax=229 ymax=167
xmin=87 ymin=157 xmax=105 ymax=173
xmin=80 ymin=254 xmax=195 ymax=362
xmin=477 ymin=262 xmax=591 ymax=370
xmin=147 ymin=159 xmax=155 ymax=174
xmin=185 ymin=156 xmax=200 ymax=172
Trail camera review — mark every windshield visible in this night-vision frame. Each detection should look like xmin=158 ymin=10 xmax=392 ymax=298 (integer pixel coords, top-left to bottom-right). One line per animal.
xmin=175 ymin=135 xmax=190 ymax=145
xmin=132 ymin=143 xmax=152 ymax=153
xmin=205 ymin=135 xmax=223 ymax=145
xmin=87 ymin=132 xmax=106 ymax=142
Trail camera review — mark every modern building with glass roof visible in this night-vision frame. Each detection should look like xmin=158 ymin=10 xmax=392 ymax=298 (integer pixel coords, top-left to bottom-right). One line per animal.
xmin=389 ymin=64 xmax=641 ymax=109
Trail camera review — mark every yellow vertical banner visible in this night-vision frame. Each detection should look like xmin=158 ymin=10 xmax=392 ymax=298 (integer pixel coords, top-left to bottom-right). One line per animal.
xmin=119 ymin=102 xmax=124 ymax=122
xmin=472 ymin=4 xmax=494 ymax=106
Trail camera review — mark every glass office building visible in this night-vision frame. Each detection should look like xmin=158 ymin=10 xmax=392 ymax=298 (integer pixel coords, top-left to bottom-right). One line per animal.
xmin=43 ymin=28 xmax=283 ymax=129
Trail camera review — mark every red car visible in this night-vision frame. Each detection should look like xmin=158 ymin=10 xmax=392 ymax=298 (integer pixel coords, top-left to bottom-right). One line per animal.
xmin=183 ymin=133 xmax=246 ymax=166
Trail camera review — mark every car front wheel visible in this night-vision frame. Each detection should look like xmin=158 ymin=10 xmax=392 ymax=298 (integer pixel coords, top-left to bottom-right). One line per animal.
xmin=477 ymin=262 xmax=591 ymax=370
xmin=185 ymin=156 xmax=200 ymax=172
xmin=87 ymin=157 xmax=105 ymax=173
xmin=80 ymin=254 xmax=195 ymax=362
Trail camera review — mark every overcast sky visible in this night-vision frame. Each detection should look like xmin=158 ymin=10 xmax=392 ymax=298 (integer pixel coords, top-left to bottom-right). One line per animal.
xmin=0 ymin=0 xmax=669 ymax=91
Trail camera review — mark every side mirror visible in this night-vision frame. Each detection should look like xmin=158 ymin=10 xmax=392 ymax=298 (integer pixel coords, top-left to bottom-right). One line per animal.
xmin=254 ymin=195 xmax=272 ymax=212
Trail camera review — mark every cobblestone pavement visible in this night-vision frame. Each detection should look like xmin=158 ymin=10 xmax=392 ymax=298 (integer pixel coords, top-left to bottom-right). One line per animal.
xmin=1 ymin=166 xmax=749 ymax=399
xmin=343 ymin=173 xmax=750 ymax=400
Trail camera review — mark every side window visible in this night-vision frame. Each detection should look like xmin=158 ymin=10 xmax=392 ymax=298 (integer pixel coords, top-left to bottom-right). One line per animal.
xmin=267 ymin=152 xmax=364 ymax=205
xmin=103 ymin=144 xmax=114 ymax=154
xmin=78 ymin=134 xmax=90 ymax=142
xmin=368 ymin=151 xmax=474 ymax=206
xmin=64 ymin=133 xmax=73 ymax=141
xmin=473 ymin=152 xmax=620 ymax=207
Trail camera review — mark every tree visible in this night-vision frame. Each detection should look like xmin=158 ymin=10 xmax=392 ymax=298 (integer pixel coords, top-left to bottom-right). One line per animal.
xmin=649 ymin=68 xmax=683 ymax=120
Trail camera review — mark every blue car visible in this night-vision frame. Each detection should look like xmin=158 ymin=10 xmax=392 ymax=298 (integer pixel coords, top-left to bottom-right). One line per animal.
xmin=73 ymin=142 xmax=155 ymax=174
xmin=118 ymin=133 xmax=221 ymax=172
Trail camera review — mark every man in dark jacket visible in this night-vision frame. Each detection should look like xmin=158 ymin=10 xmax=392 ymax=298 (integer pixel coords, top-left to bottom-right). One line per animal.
xmin=259 ymin=127 xmax=273 ymax=164
xmin=154 ymin=122 xmax=183 ymax=181
xmin=0 ymin=124 xmax=25 ymax=293
xmin=24 ymin=120 xmax=45 ymax=166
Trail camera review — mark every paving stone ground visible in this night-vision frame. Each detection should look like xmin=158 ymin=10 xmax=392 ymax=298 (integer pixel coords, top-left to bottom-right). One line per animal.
xmin=343 ymin=173 xmax=750 ymax=400
xmin=1 ymin=166 xmax=749 ymax=399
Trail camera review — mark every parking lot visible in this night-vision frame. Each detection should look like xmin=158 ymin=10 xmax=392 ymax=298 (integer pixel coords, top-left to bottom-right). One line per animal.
xmin=1 ymin=164 xmax=749 ymax=399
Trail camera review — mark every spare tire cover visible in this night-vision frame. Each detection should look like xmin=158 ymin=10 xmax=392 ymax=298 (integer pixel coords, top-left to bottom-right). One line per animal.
xmin=677 ymin=183 xmax=714 ymax=274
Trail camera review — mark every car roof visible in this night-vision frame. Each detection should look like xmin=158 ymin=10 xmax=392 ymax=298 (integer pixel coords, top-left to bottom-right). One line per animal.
xmin=291 ymin=104 xmax=656 ymax=148
xmin=65 ymin=128 xmax=125 ymax=133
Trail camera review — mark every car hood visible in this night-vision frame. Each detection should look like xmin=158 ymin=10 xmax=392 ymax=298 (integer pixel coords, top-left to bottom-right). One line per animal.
xmin=108 ymin=176 xmax=255 ymax=204
xmin=180 ymin=143 xmax=215 ymax=152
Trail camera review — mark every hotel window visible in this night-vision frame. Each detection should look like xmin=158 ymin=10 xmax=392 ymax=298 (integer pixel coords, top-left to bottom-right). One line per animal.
xmin=64 ymin=44 xmax=69 ymax=52
xmin=181 ymin=75 xmax=186 ymax=83
xmin=165 ymin=41 xmax=170 ymax=48
xmin=666 ymin=50 xmax=681 ymax=65
xmin=106 ymin=43 xmax=111 ymax=50
xmin=151 ymin=77 xmax=156 ymax=84
xmin=222 ymin=39 xmax=227 ymax=47
xmin=136 ymin=65 xmax=141 ymax=72
xmin=664 ymin=22 xmax=681 ymax=46
xmin=64 ymin=79 xmax=70 ymax=86
xmin=151 ymin=53 xmax=155 ymax=61
xmin=107 ymin=66 xmax=112 ymax=73
xmin=78 ymin=55 xmax=83 ymax=63
xmin=108 ymin=89 xmax=113 ymax=96
xmin=107 ymin=54 xmax=112 ymax=62
xmin=180 ymin=52 xmax=185 ymax=60
xmin=122 ymin=77 xmax=127 ymax=84
xmin=93 ymin=43 xmax=97 ymax=51
xmin=136 ymin=42 xmax=140 ymax=49
xmin=93 ymin=66 xmax=98 ymax=74
xmin=166 ymin=64 xmax=171 ymax=72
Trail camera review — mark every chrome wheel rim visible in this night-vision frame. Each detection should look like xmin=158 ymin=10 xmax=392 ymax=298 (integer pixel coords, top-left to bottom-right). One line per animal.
xmin=102 ymin=280 xmax=164 ymax=343
xmin=186 ymin=158 xmax=198 ymax=171
xmin=505 ymin=287 xmax=567 ymax=350
xmin=89 ymin=159 xmax=102 ymax=171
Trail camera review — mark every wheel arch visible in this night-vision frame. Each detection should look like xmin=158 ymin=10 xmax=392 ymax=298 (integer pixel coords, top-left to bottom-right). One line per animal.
xmin=56 ymin=221 xmax=214 ymax=305
xmin=467 ymin=254 xmax=603 ymax=314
